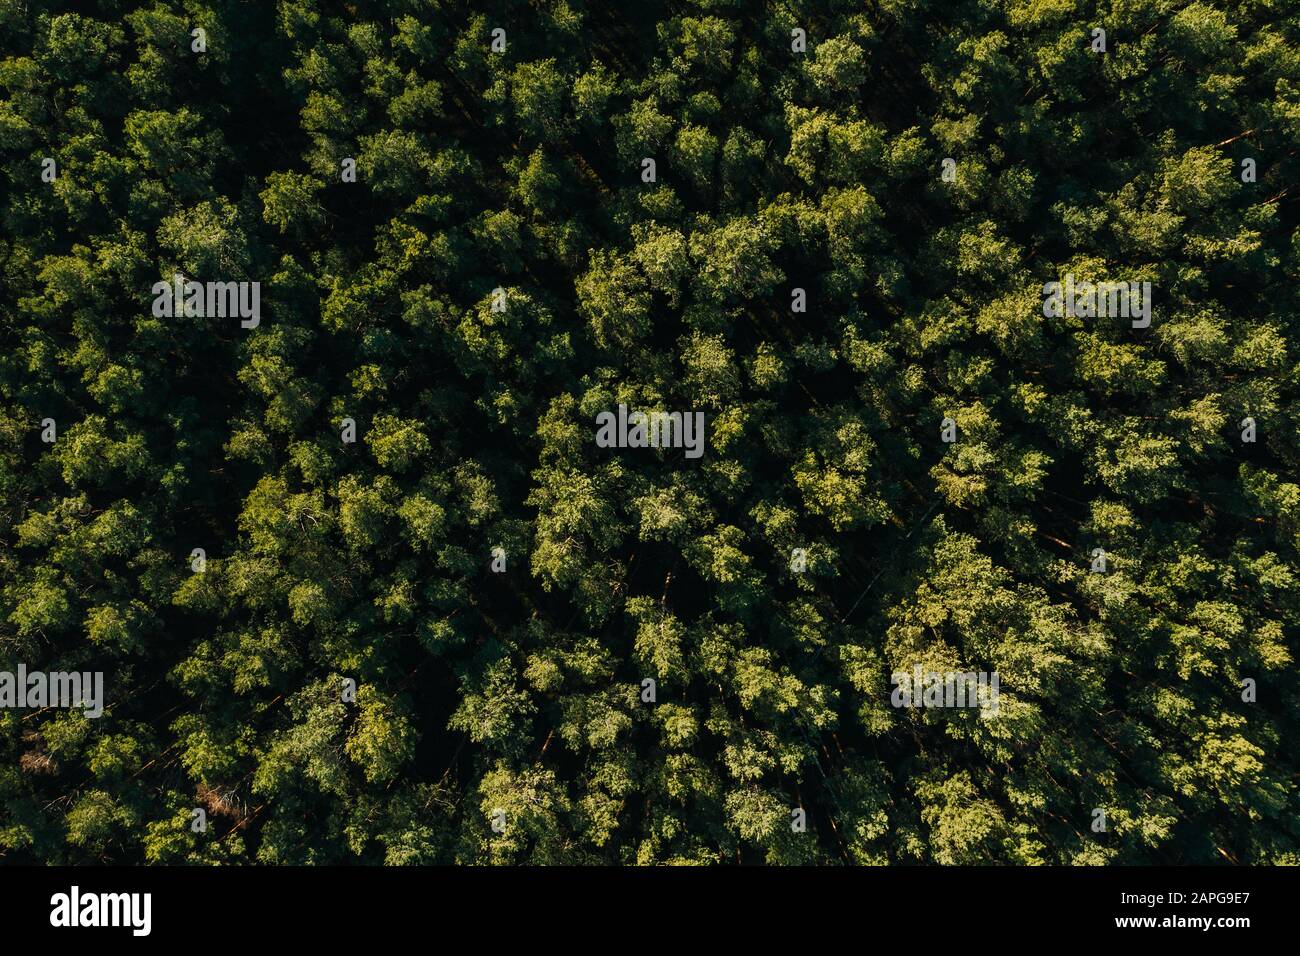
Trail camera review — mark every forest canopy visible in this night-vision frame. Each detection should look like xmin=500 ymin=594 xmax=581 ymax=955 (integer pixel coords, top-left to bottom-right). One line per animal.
xmin=0 ymin=0 xmax=1297 ymax=865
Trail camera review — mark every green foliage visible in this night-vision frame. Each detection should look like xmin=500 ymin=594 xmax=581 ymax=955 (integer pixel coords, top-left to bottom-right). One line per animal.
xmin=0 ymin=0 xmax=1296 ymax=866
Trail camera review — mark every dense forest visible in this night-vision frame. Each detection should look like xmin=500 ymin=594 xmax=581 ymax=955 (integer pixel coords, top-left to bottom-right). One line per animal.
xmin=1 ymin=0 xmax=1297 ymax=865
